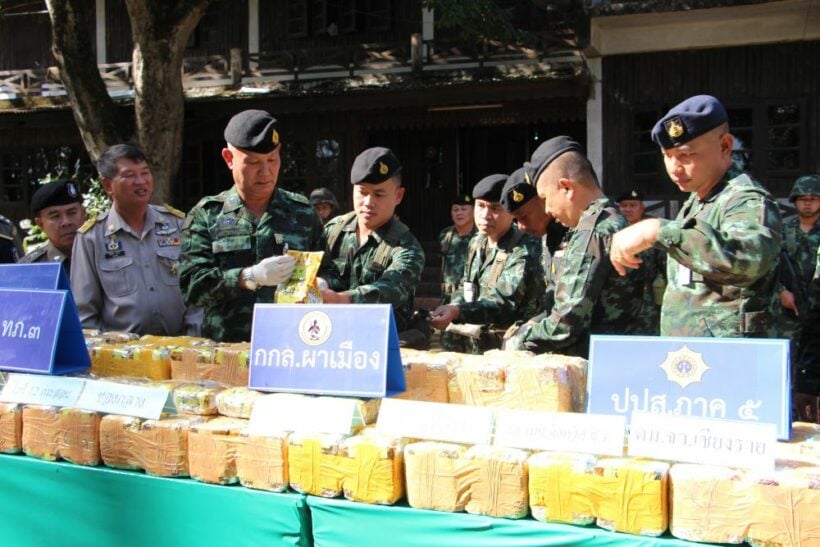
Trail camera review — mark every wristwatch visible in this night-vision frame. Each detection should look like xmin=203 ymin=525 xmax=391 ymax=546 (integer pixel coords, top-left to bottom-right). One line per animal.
xmin=241 ymin=268 xmax=258 ymax=291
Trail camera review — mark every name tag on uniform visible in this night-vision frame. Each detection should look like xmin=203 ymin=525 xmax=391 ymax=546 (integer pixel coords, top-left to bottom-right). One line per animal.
xmin=678 ymin=262 xmax=692 ymax=285
xmin=463 ymin=282 xmax=475 ymax=303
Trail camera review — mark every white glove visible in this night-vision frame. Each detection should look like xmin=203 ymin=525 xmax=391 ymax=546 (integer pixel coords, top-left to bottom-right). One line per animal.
xmin=316 ymin=277 xmax=329 ymax=290
xmin=251 ymin=255 xmax=296 ymax=287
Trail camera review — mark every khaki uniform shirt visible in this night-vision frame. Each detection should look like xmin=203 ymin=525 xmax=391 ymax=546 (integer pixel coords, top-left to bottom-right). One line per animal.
xmin=18 ymin=241 xmax=70 ymax=278
xmin=71 ymin=204 xmax=201 ymax=336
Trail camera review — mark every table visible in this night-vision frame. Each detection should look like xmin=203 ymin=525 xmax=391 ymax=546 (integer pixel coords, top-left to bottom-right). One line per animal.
xmin=0 ymin=454 xmax=310 ymax=547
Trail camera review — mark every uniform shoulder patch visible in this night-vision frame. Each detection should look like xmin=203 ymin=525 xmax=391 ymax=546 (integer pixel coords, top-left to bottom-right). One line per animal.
xmin=160 ymin=203 xmax=186 ymax=219
xmin=78 ymin=216 xmax=98 ymax=234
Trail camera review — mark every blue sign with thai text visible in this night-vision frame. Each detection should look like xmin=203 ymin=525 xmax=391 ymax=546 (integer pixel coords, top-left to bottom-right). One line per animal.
xmin=587 ymin=335 xmax=790 ymax=439
xmin=0 ymin=263 xmax=90 ymax=375
xmin=249 ymin=304 xmax=405 ymax=397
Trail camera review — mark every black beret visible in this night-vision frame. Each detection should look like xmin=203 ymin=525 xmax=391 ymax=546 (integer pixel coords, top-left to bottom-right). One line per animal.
xmin=309 ymin=187 xmax=339 ymax=208
xmin=615 ymin=189 xmax=645 ymax=203
xmin=526 ymin=136 xmax=584 ymax=185
xmin=350 ymin=147 xmax=402 ymax=184
xmin=31 ymin=179 xmax=83 ymax=214
xmin=452 ymin=193 xmax=473 ymax=206
xmin=224 ymin=109 xmax=281 ymax=153
xmin=472 ymin=174 xmax=508 ymax=202
xmin=500 ymin=168 xmax=538 ymax=212
xmin=651 ymin=95 xmax=728 ymax=149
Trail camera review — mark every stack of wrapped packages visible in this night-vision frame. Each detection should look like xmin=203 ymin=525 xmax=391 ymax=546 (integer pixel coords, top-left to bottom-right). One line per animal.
xmin=668 ymin=422 xmax=820 ymax=546
xmin=5 ymin=331 xmax=819 ymax=545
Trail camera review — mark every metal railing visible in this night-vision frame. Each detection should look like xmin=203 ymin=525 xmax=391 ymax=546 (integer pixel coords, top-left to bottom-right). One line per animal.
xmin=0 ymin=37 xmax=585 ymax=100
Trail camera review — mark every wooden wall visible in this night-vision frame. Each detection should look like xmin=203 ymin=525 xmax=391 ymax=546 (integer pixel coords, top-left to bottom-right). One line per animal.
xmin=601 ymin=40 xmax=819 ymax=200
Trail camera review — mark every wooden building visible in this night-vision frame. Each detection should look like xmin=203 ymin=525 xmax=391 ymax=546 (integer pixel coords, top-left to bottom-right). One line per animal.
xmin=0 ymin=0 xmax=588 ymax=242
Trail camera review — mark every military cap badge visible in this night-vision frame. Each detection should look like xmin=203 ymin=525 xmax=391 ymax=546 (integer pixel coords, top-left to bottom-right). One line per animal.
xmin=664 ymin=117 xmax=685 ymax=139
xmin=272 ymin=129 xmax=280 ymax=147
xmin=378 ymin=161 xmax=389 ymax=175
xmin=512 ymin=189 xmax=524 ymax=203
xmin=630 ymin=190 xmax=638 ymax=198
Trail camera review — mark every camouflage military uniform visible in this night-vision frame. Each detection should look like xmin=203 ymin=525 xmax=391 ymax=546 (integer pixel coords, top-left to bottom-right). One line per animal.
xmin=71 ymin=204 xmax=200 ymax=336
xmin=18 ymin=241 xmax=71 ymax=278
xmin=445 ymin=225 xmax=545 ymax=354
xmin=635 ymin=232 xmax=666 ymax=336
xmin=438 ymin=225 xmax=476 ymax=304
xmin=779 ymin=215 xmax=820 ymax=395
xmin=508 ymin=197 xmax=644 ymax=358
xmin=0 ymin=214 xmax=20 ymax=263
xmin=655 ymin=166 xmax=782 ymax=337
xmin=180 ymin=186 xmax=325 ymax=342
xmin=323 ymin=212 xmax=424 ymax=333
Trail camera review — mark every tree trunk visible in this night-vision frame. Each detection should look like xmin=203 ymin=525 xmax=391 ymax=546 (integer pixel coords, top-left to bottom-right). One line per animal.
xmin=46 ymin=0 xmax=211 ymax=206
xmin=125 ymin=0 xmax=210 ymax=204
xmin=45 ymin=0 xmax=127 ymax=164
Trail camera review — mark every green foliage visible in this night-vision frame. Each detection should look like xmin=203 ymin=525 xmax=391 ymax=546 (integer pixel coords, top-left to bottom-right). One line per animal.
xmin=422 ymin=0 xmax=533 ymax=44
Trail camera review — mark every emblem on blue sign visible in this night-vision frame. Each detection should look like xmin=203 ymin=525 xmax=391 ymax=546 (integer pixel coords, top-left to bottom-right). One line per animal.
xmin=659 ymin=345 xmax=710 ymax=389
xmin=299 ymin=311 xmax=332 ymax=346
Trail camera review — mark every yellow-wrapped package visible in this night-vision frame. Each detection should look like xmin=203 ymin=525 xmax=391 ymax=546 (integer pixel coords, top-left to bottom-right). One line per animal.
xmin=172 ymin=343 xmax=250 ymax=386
xmin=448 ymin=358 xmax=505 ymax=406
xmin=171 ymin=382 xmax=224 ymax=415
xmin=22 ymin=405 xmax=100 ymax=465
xmin=393 ymin=352 xmax=451 ymax=403
xmin=275 ymin=250 xmax=324 ymax=303
xmin=341 ymin=433 xmax=405 ymax=505
xmin=90 ymin=343 xmax=172 ymax=380
xmin=744 ymin=465 xmax=820 ymax=547
xmin=100 ymin=413 xmax=207 ymax=476
xmin=188 ymin=416 xmax=247 ymax=484
xmin=0 ymin=403 xmax=22 ymax=454
xmin=99 ymin=414 xmax=143 ymax=469
xmin=595 ymin=458 xmax=669 ymax=536
xmin=137 ymin=417 xmax=204 ymax=477
xmin=528 ymin=451 xmax=598 ymax=525
xmin=288 ymin=432 xmax=351 ymax=497
xmin=463 ymin=445 xmax=530 ymax=519
xmin=216 ymin=387 xmax=263 ymax=419
xmin=669 ymin=464 xmax=749 ymax=544
xmin=404 ymin=441 xmax=470 ymax=512
xmin=237 ymin=430 xmax=290 ymax=492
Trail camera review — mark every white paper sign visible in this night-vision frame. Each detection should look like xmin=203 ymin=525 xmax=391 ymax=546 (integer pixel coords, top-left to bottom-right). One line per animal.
xmin=75 ymin=379 xmax=169 ymax=419
xmin=494 ymin=409 xmax=626 ymax=456
xmin=0 ymin=373 xmax=85 ymax=407
xmin=376 ymin=399 xmax=494 ymax=445
xmin=628 ymin=411 xmax=777 ymax=471
xmin=247 ymin=394 xmax=358 ymax=436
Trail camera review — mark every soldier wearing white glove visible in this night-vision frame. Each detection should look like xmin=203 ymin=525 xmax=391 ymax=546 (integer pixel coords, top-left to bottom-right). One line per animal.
xmin=241 ymin=255 xmax=296 ymax=289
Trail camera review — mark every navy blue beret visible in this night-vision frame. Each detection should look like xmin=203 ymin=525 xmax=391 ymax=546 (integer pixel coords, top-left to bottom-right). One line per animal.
xmin=615 ymin=189 xmax=645 ymax=203
xmin=224 ymin=110 xmax=281 ymax=153
xmin=31 ymin=179 xmax=83 ymax=214
xmin=350 ymin=147 xmax=402 ymax=184
xmin=651 ymin=95 xmax=728 ymax=149
xmin=526 ymin=136 xmax=584 ymax=185
xmin=452 ymin=193 xmax=473 ymax=206
xmin=472 ymin=174 xmax=509 ymax=202
xmin=500 ymin=168 xmax=538 ymax=212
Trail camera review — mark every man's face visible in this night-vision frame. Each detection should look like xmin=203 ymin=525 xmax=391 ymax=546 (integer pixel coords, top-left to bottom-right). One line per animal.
xmin=662 ymin=129 xmax=733 ymax=199
xmin=474 ymin=199 xmax=513 ymax=241
xmin=222 ymin=146 xmax=281 ymax=203
xmin=512 ymin=196 xmax=549 ymax=237
xmin=450 ymin=204 xmax=474 ymax=230
xmin=618 ymin=199 xmax=646 ymax=224
xmin=35 ymin=202 xmax=86 ymax=255
xmin=536 ymin=172 xmax=577 ymax=228
xmin=102 ymin=158 xmax=153 ymax=211
xmin=795 ymin=195 xmax=820 ymax=219
xmin=314 ymin=202 xmax=334 ymax=220
xmin=352 ymin=178 xmax=404 ymax=231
